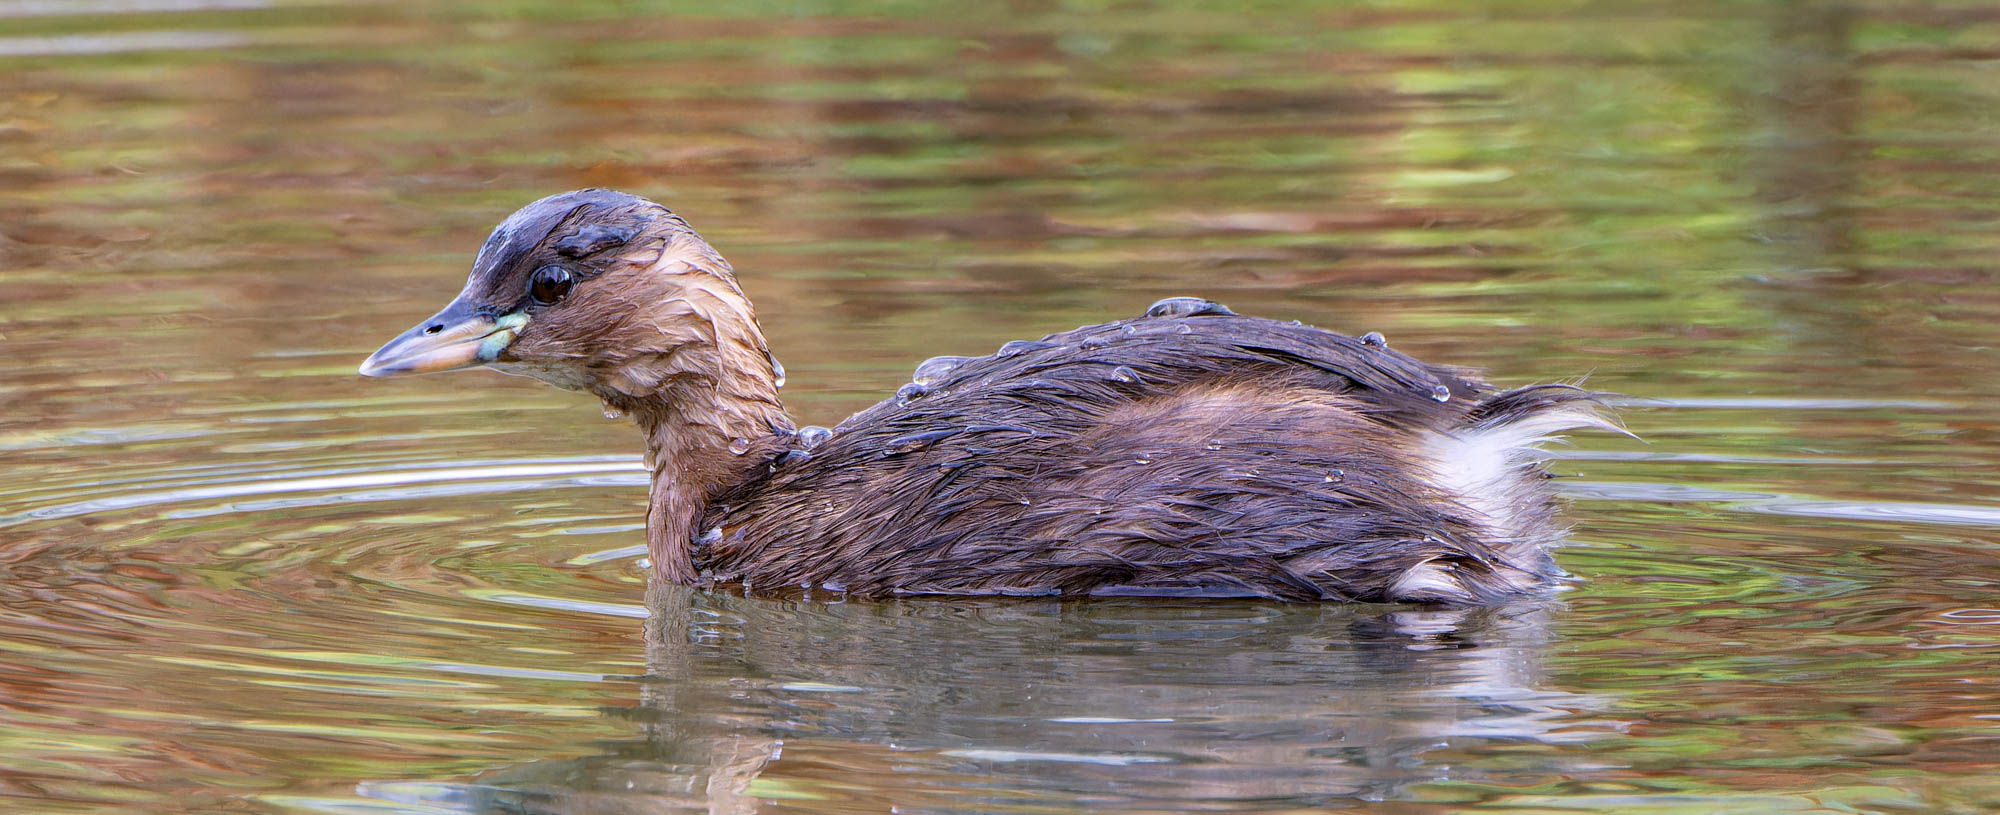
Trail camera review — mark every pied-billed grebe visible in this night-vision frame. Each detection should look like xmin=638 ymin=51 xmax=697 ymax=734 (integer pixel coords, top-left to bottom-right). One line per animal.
xmin=360 ymin=189 xmax=1623 ymax=603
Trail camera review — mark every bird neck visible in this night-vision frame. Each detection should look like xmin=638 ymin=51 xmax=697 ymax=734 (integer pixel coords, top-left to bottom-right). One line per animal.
xmin=569 ymin=228 xmax=796 ymax=583
xmin=607 ymin=286 xmax=794 ymax=584
xmin=633 ymin=388 xmax=791 ymax=584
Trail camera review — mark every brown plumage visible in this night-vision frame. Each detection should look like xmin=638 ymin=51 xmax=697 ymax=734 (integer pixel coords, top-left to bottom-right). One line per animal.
xmin=361 ymin=189 xmax=1624 ymax=604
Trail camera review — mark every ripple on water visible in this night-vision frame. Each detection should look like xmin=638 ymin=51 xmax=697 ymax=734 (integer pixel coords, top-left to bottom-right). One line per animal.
xmin=0 ymin=458 xmax=646 ymax=527
xmin=462 ymin=588 xmax=647 ymax=620
xmin=0 ymin=449 xmax=659 ymax=785
xmin=1564 ymin=481 xmax=2000 ymax=530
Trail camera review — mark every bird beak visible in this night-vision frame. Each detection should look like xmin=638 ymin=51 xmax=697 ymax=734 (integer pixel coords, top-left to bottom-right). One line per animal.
xmin=358 ymin=302 xmax=530 ymax=377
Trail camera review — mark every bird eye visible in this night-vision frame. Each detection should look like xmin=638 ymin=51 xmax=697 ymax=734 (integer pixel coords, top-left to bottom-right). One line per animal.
xmin=528 ymin=265 xmax=574 ymax=306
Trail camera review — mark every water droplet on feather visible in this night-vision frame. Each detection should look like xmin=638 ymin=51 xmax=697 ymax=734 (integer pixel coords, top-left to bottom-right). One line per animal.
xmin=767 ymin=351 xmax=786 ymax=388
xmin=998 ymin=340 xmax=1056 ymax=357
xmin=797 ymin=426 xmax=833 ymax=450
xmin=1430 ymin=385 xmax=1451 ymax=403
xmin=728 ymin=437 xmax=751 ymax=455
xmin=1144 ymin=296 xmax=1234 ymax=318
xmin=1360 ymin=331 xmax=1387 ymax=348
xmin=912 ymin=355 xmax=969 ymax=386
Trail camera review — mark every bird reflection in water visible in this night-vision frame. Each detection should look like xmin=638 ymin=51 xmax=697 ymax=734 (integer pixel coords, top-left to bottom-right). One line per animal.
xmin=358 ymin=586 xmax=1617 ymax=813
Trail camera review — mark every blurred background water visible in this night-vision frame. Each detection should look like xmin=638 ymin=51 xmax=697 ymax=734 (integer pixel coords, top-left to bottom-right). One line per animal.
xmin=2 ymin=0 xmax=1997 ymax=813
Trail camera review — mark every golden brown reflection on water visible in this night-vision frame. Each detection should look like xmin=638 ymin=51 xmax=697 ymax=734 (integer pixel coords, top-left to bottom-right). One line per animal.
xmin=2 ymin=1 xmax=1998 ymax=813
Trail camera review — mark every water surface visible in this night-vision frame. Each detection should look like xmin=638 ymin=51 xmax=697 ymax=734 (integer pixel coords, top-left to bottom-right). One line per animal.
xmin=2 ymin=1 xmax=1997 ymax=813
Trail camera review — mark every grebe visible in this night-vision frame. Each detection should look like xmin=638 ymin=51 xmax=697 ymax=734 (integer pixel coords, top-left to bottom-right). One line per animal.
xmin=360 ymin=189 xmax=1622 ymax=603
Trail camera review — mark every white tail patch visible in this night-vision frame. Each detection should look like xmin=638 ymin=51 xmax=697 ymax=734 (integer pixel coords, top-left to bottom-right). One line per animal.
xmin=1389 ymin=559 xmax=1471 ymax=602
xmin=1413 ymin=402 xmax=1630 ymax=556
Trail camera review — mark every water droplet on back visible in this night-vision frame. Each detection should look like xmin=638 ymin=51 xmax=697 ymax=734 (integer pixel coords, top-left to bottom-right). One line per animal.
xmin=895 ymin=382 xmax=931 ymax=406
xmin=912 ymin=355 xmax=969 ymax=386
xmin=1430 ymin=384 xmax=1451 ymax=403
xmin=997 ymin=340 xmax=1056 ymax=357
xmin=1360 ymin=331 xmax=1387 ymax=348
xmin=1110 ymin=365 xmax=1141 ymax=384
xmin=766 ymin=351 xmax=786 ymax=388
xmin=797 ymin=425 xmax=833 ymax=450
xmin=1144 ymin=297 xmax=1235 ymax=318
xmin=728 ymin=437 xmax=752 ymax=455
xmin=1173 ymin=324 xmax=1193 ymax=335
